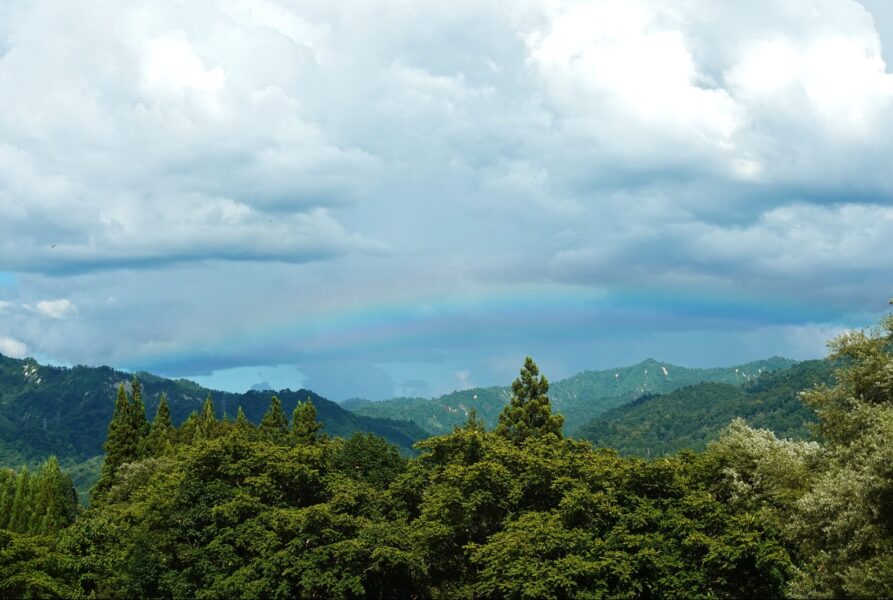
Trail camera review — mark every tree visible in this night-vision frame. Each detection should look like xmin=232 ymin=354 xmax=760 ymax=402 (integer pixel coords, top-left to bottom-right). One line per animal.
xmin=93 ymin=384 xmax=138 ymax=501
xmin=194 ymin=394 xmax=217 ymax=441
xmin=496 ymin=357 xmax=564 ymax=444
xmin=786 ymin=312 xmax=893 ymax=598
xmin=8 ymin=467 xmax=33 ymax=533
xmin=129 ymin=377 xmax=149 ymax=447
xmin=291 ymin=400 xmax=324 ymax=444
xmin=259 ymin=395 xmax=289 ymax=439
xmin=235 ymin=406 xmax=250 ymax=430
xmin=30 ymin=456 xmax=79 ymax=535
xmin=141 ymin=393 xmax=174 ymax=457
xmin=332 ymin=433 xmax=404 ymax=489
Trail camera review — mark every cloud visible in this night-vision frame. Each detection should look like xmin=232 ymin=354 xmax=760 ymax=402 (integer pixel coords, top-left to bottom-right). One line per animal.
xmin=28 ymin=299 xmax=78 ymax=319
xmin=0 ymin=336 xmax=28 ymax=358
xmin=1 ymin=0 xmax=891 ymax=395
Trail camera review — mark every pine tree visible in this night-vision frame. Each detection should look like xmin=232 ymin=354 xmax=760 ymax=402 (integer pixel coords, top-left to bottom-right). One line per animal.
xmin=93 ymin=384 xmax=138 ymax=501
xmin=129 ymin=376 xmax=150 ymax=450
xmin=142 ymin=393 xmax=174 ymax=456
xmin=194 ymin=394 xmax=218 ymax=441
xmin=291 ymin=400 xmax=324 ymax=444
xmin=30 ymin=456 xmax=78 ymax=535
xmin=9 ymin=467 xmax=33 ymax=533
xmin=235 ymin=405 xmax=249 ymax=428
xmin=496 ymin=357 xmax=564 ymax=444
xmin=0 ymin=468 xmax=15 ymax=530
xmin=260 ymin=395 xmax=289 ymax=440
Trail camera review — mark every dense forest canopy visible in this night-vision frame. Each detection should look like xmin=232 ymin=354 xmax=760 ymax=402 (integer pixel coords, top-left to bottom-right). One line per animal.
xmin=1 ymin=313 xmax=893 ymax=598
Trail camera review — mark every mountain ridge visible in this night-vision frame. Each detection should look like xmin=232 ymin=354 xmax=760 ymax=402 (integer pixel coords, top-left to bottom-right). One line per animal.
xmin=345 ymin=356 xmax=798 ymax=435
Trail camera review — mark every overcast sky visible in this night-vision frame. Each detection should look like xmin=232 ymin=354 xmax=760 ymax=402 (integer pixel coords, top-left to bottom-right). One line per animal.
xmin=1 ymin=0 xmax=892 ymax=400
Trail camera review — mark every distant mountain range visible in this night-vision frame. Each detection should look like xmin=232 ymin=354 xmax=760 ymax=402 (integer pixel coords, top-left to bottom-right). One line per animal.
xmin=575 ymin=359 xmax=835 ymax=456
xmin=0 ymin=351 xmax=813 ymax=503
xmin=344 ymin=356 xmax=798 ymax=436
xmin=0 ymin=353 xmax=427 ymax=477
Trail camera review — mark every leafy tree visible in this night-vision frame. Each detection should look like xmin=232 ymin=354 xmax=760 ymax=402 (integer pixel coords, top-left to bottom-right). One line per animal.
xmin=0 ymin=530 xmax=74 ymax=599
xmin=332 ymin=433 xmax=404 ymax=489
xmin=786 ymin=313 xmax=893 ymax=597
xmin=496 ymin=357 xmax=564 ymax=444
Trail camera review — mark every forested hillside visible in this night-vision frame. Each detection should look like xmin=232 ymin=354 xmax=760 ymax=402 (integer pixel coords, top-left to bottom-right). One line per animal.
xmin=0 ymin=354 xmax=427 ymax=500
xmin=346 ymin=357 xmax=796 ymax=435
xmin=577 ymin=360 xmax=835 ymax=456
xmin=2 ymin=315 xmax=893 ymax=598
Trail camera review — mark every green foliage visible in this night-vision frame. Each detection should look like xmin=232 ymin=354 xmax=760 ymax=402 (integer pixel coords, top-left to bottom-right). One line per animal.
xmin=332 ymin=433 xmax=404 ymax=489
xmin=0 ymin=355 xmax=428 ymax=501
xmin=141 ymin=393 xmax=174 ymax=457
xmin=784 ymin=314 xmax=893 ymax=598
xmin=10 ymin=326 xmax=893 ymax=598
xmin=496 ymin=357 xmax=564 ymax=444
xmin=93 ymin=384 xmax=141 ymax=502
xmin=259 ymin=395 xmax=289 ymax=441
xmin=129 ymin=377 xmax=150 ymax=447
xmin=291 ymin=400 xmax=324 ymax=444
xmin=0 ymin=530 xmax=74 ymax=599
xmin=194 ymin=395 xmax=218 ymax=442
xmin=0 ymin=458 xmax=79 ymax=536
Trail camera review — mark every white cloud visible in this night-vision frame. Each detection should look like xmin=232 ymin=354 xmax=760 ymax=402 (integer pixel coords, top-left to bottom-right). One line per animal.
xmin=0 ymin=336 xmax=28 ymax=358
xmin=30 ymin=299 xmax=78 ymax=319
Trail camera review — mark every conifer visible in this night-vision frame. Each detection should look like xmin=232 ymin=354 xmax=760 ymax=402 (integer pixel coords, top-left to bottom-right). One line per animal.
xmin=194 ymin=394 xmax=217 ymax=441
xmin=235 ymin=405 xmax=250 ymax=429
xmin=142 ymin=393 xmax=174 ymax=456
xmin=93 ymin=384 xmax=138 ymax=501
xmin=260 ymin=395 xmax=289 ymax=439
xmin=129 ymin=376 xmax=150 ymax=445
xmin=291 ymin=399 xmax=324 ymax=444
xmin=9 ymin=466 xmax=32 ymax=533
xmin=30 ymin=456 xmax=78 ymax=535
xmin=496 ymin=357 xmax=564 ymax=444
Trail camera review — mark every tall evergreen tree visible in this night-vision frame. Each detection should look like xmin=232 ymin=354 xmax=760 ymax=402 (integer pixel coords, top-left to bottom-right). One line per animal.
xmin=141 ymin=393 xmax=174 ymax=457
xmin=291 ymin=400 xmax=324 ymax=444
xmin=129 ymin=377 xmax=150 ymax=444
xmin=260 ymin=395 xmax=289 ymax=439
xmin=194 ymin=394 xmax=218 ymax=441
xmin=93 ymin=384 xmax=138 ymax=501
xmin=235 ymin=406 xmax=250 ymax=430
xmin=9 ymin=467 xmax=32 ymax=533
xmin=0 ymin=468 xmax=15 ymax=530
xmin=30 ymin=456 xmax=78 ymax=535
xmin=496 ymin=357 xmax=564 ymax=444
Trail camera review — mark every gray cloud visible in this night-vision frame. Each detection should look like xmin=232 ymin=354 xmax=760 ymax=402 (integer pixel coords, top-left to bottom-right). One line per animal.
xmin=1 ymin=0 xmax=891 ymax=396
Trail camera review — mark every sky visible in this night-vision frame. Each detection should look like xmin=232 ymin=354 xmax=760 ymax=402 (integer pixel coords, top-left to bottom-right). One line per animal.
xmin=1 ymin=0 xmax=892 ymax=401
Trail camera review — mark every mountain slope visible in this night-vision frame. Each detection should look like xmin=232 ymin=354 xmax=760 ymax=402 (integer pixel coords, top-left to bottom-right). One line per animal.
xmin=576 ymin=359 xmax=835 ymax=456
xmin=346 ymin=357 xmax=797 ymax=436
xmin=0 ymin=353 xmax=428 ymax=470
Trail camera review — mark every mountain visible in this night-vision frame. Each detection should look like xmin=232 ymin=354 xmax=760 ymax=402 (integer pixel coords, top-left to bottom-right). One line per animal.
xmin=345 ymin=356 xmax=797 ymax=436
xmin=575 ymin=359 xmax=835 ymax=456
xmin=0 ymin=353 xmax=428 ymax=491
